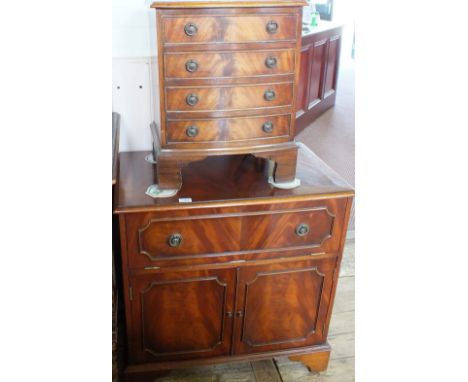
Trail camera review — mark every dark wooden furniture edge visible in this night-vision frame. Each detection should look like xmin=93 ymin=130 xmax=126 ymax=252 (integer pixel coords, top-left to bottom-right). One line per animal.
xmin=112 ymin=112 xmax=121 ymax=185
xmin=151 ymin=1 xmax=308 ymax=9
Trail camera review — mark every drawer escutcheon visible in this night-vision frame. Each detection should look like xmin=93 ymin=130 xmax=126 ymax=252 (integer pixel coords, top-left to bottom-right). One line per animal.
xmin=295 ymin=223 xmax=310 ymax=237
xmin=167 ymin=233 xmax=183 ymax=247
xmin=184 ymin=23 xmax=198 ymax=37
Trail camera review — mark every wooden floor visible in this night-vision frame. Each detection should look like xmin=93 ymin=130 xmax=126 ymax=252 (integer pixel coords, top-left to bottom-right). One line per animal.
xmin=153 ymin=240 xmax=355 ymax=382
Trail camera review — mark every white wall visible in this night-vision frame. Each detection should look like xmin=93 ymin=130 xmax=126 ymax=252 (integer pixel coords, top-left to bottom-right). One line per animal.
xmin=112 ymin=0 xmax=156 ymax=152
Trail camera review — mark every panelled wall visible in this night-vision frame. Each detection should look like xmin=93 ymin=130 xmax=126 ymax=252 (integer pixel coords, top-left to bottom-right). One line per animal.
xmin=295 ymin=27 xmax=342 ymax=134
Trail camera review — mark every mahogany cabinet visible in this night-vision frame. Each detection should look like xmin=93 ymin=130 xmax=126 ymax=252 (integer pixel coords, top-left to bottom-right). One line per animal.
xmin=295 ymin=23 xmax=343 ymax=134
xmin=150 ymin=0 xmax=307 ymax=191
xmin=115 ymin=144 xmax=354 ymax=381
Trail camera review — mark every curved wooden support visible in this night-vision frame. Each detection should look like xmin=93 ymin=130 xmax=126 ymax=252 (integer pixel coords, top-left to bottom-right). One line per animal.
xmin=155 ymin=142 xmax=298 ymax=190
xmin=254 ymin=144 xmax=298 ymax=183
xmin=289 ymin=349 xmax=331 ymax=373
xmin=156 ymin=153 xmax=207 ymax=190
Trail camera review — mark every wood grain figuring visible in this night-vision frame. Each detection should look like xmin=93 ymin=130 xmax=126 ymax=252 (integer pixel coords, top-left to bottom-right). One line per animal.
xmin=137 ymin=216 xmax=241 ymax=259
xmin=152 ymin=3 xmax=304 ymax=189
xmin=117 ymin=3 xmax=353 ymax=378
xmin=234 ymin=258 xmax=336 ymax=354
xmin=164 ymin=50 xmax=295 ymax=79
xmin=162 ymin=14 xmax=297 ymax=44
xmin=166 ymin=115 xmax=291 ymax=143
xmin=289 ymin=350 xmax=331 ymax=373
xmin=125 ymin=202 xmax=344 ymax=268
xmin=241 ymin=207 xmax=335 ymax=250
xmin=165 ymin=82 xmax=293 ymax=112
xmin=130 ymin=268 xmax=236 ymax=363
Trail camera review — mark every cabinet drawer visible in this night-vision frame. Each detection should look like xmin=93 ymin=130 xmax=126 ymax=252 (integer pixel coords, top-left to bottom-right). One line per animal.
xmin=166 ymin=83 xmax=293 ymax=112
xmin=164 ymin=50 xmax=295 ymax=79
xmin=162 ymin=14 xmax=298 ymax=44
xmin=125 ymin=199 xmax=347 ymax=268
xmin=137 ymin=217 xmax=241 ymax=259
xmin=167 ymin=115 xmax=290 ymax=143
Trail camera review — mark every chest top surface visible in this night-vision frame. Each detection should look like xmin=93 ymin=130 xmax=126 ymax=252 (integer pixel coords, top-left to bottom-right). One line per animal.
xmin=115 ymin=143 xmax=353 ymax=213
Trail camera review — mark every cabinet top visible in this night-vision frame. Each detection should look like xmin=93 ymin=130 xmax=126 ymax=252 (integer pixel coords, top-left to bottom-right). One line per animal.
xmin=115 ymin=143 xmax=353 ymax=214
xmin=151 ymin=1 xmax=308 ymax=9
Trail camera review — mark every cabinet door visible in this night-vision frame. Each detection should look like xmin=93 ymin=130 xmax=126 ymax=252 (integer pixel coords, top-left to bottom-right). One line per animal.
xmin=128 ymin=268 xmax=235 ymax=363
xmin=323 ymin=35 xmax=341 ymax=98
xmin=233 ymin=257 xmax=337 ymax=354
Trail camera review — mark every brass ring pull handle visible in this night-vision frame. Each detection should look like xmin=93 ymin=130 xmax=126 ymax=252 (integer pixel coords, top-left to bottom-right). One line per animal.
xmin=295 ymin=223 xmax=310 ymax=237
xmin=266 ymin=21 xmax=279 ymax=34
xmin=167 ymin=233 xmax=183 ymax=248
xmin=185 ymin=59 xmax=199 ymax=73
xmin=236 ymin=311 xmax=244 ymax=318
xmin=225 ymin=311 xmax=233 ymax=318
xmin=265 ymin=56 xmax=278 ymax=69
xmin=262 ymin=121 xmax=274 ymax=133
xmin=186 ymin=93 xmax=199 ymax=106
xmin=186 ymin=125 xmax=199 ymax=137
xmin=184 ymin=23 xmax=198 ymax=36
xmin=264 ymin=89 xmax=276 ymax=101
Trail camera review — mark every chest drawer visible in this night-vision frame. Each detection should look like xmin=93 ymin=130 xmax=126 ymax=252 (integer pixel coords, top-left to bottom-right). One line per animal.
xmin=124 ymin=199 xmax=347 ymax=268
xmin=166 ymin=82 xmax=293 ymax=112
xmin=161 ymin=14 xmax=298 ymax=44
xmin=166 ymin=114 xmax=290 ymax=143
xmin=164 ymin=50 xmax=295 ymax=79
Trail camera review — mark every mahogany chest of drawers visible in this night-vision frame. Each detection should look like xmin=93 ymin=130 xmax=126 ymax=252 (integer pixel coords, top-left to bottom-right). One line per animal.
xmin=115 ymin=144 xmax=354 ymax=381
xmin=151 ymin=0 xmax=307 ymax=191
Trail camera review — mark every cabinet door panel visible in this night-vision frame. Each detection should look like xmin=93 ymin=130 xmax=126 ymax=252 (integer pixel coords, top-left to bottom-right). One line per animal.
xmin=324 ymin=36 xmax=340 ymax=97
xmin=308 ymin=39 xmax=327 ymax=107
xmin=129 ymin=269 xmax=235 ymax=363
xmin=234 ymin=257 xmax=336 ymax=354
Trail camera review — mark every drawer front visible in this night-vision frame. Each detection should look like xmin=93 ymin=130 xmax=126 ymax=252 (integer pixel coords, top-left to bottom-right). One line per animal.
xmin=167 ymin=115 xmax=290 ymax=143
xmin=166 ymin=83 xmax=293 ymax=112
xmin=162 ymin=14 xmax=298 ymax=44
xmin=164 ymin=50 xmax=295 ymax=79
xmin=137 ymin=217 xmax=241 ymax=260
xmin=125 ymin=199 xmax=347 ymax=268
